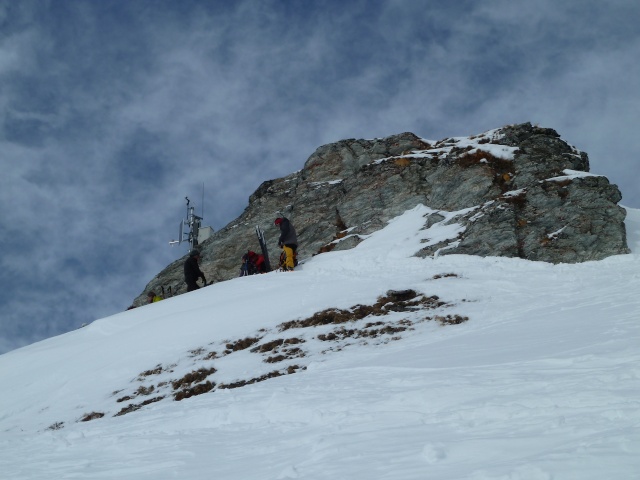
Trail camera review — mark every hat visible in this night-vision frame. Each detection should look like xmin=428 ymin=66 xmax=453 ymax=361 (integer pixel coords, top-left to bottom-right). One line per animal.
xmin=147 ymin=291 xmax=155 ymax=297
xmin=189 ymin=250 xmax=201 ymax=257
xmin=274 ymin=218 xmax=283 ymax=226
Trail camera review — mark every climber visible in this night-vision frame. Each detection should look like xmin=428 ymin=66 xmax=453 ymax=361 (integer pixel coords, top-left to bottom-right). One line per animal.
xmin=239 ymin=250 xmax=266 ymax=276
xmin=147 ymin=291 xmax=163 ymax=304
xmin=274 ymin=217 xmax=298 ymax=271
xmin=184 ymin=249 xmax=207 ymax=291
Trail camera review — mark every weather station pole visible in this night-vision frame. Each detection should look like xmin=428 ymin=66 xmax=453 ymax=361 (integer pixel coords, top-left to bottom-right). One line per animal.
xmin=169 ymin=196 xmax=204 ymax=251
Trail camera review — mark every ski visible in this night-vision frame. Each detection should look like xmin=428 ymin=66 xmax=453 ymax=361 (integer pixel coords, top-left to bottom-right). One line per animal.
xmin=255 ymin=225 xmax=272 ymax=272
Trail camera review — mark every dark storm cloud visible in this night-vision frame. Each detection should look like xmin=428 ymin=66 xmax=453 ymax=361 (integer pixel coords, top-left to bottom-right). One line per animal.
xmin=1 ymin=0 xmax=639 ymax=353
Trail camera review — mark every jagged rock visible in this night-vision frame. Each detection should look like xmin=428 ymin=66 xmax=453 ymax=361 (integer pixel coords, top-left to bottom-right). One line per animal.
xmin=133 ymin=123 xmax=630 ymax=306
xmin=302 ymin=133 xmax=431 ymax=183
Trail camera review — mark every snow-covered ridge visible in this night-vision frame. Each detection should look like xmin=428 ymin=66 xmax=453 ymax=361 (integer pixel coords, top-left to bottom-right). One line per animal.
xmin=374 ymin=128 xmax=520 ymax=165
xmin=1 ymin=206 xmax=639 ymax=479
xmin=546 ymin=168 xmax=604 ymax=182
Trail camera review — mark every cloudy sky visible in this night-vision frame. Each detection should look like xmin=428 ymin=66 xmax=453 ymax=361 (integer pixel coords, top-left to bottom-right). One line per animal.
xmin=1 ymin=0 xmax=639 ymax=354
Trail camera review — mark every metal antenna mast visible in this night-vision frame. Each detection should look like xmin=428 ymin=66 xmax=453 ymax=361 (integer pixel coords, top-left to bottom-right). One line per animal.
xmin=169 ymin=196 xmax=203 ymax=251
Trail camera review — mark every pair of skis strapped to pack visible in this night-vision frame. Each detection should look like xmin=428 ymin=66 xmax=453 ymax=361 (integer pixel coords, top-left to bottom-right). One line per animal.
xmin=255 ymin=226 xmax=273 ymax=272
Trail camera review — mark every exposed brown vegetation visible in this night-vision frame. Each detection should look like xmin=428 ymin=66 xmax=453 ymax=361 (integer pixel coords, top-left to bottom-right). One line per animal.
xmin=136 ymin=385 xmax=154 ymax=396
xmin=225 ymin=337 xmax=261 ymax=353
xmin=317 ymin=242 xmax=337 ymax=254
xmin=203 ymin=351 xmax=218 ymax=360
xmin=137 ymin=365 xmax=163 ymax=379
xmin=278 ymin=289 xmax=445 ymax=331
xmin=264 ymin=354 xmax=287 ymax=363
xmin=393 ymin=157 xmax=412 ymax=167
xmin=80 ymin=412 xmax=105 ymax=422
xmin=251 ymin=337 xmax=305 ymax=353
xmin=251 ymin=338 xmax=284 ymax=353
xmin=218 ymin=366 xmax=303 ymax=390
xmin=114 ymin=396 xmax=164 ymax=417
xmin=218 ymin=370 xmax=284 ymax=389
xmin=318 ymin=323 xmax=408 ymax=341
xmin=172 ymin=367 xmax=217 ymax=391
xmin=457 ymin=149 xmax=501 ymax=168
xmin=174 ymin=381 xmax=215 ymax=401
xmin=278 ymin=308 xmax=353 ymax=331
xmin=432 ymin=273 xmax=459 ymax=279
xmin=83 ymin=286 xmax=469 ymax=420
xmin=503 ymin=191 xmax=527 ymax=208
xmin=436 ymin=315 xmax=469 ymax=325
xmin=264 ymin=347 xmax=305 ymax=363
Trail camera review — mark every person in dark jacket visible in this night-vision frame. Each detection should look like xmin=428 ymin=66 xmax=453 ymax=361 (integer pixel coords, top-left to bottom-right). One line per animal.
xmin=275 ymin=217 xmax=298 ymax=271
xmin=184 ymin=250 xmax=207 ymax=291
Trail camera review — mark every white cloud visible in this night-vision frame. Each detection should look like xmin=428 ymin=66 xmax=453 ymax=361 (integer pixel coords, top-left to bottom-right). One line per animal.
xmin=1 ymin=0 xmax=639 ymax=354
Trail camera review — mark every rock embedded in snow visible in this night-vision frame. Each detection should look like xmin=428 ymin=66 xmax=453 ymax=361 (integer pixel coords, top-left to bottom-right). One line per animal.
xmin=135 ymin=122 xmax=629 ymax=305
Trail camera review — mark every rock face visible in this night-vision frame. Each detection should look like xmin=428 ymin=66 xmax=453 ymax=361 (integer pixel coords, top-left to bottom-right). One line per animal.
xmin=133 ymin=123 xmax=629 ymax=305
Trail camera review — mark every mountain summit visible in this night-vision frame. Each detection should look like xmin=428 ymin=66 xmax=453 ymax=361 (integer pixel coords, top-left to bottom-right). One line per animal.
xmin=1 ymin=202 xmax=638 ymax=479
xmin=136 ymin=123 xmax=629 ymax=304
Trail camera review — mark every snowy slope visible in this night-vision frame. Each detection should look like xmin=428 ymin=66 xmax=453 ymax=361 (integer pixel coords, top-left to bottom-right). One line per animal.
xmin=1 ymin=205 xmax=639 ymax=480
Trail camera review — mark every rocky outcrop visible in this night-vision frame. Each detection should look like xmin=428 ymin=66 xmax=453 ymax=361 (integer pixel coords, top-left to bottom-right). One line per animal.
xmin=133 ymin=123 xmax=629 ymax=305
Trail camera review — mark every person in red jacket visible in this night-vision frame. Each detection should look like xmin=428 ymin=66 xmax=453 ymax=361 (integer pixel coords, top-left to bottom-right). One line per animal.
xmin=239 ymin=251 xmax=266 ymax=276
